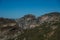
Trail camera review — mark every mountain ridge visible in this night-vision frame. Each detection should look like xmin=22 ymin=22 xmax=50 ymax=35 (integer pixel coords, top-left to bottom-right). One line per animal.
xmin=0 ymin=12 xmax=60 ymax=40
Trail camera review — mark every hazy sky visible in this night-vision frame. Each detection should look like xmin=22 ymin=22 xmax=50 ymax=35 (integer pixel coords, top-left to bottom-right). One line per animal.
xmin=0 ymin=0 xmax=60 ymax=18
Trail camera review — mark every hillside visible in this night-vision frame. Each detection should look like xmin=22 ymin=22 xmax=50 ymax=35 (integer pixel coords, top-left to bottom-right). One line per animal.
xmin=0 ymin=12 xmax=60 ymax=40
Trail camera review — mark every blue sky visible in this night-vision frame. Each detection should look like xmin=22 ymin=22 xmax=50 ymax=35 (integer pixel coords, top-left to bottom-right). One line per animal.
xmin=0 ymin=0 xmax=60 ymax=18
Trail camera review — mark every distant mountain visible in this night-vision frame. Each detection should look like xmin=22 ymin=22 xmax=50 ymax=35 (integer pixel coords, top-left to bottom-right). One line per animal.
xmin=0 ymin=18 xmax=17 ymax=27
xmin=0 ymin=12 xmax=60 ymax=40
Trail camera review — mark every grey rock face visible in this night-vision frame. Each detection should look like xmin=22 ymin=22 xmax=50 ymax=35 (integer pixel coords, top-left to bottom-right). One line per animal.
xmin=16 ymin=14 xmax=37 ymax=29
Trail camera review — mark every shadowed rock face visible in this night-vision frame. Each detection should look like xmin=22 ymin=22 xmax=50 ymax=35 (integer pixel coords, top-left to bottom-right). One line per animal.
xmin=0 ymin=18 xmax=21 ymax=40
xmin=0 ymin=12 xmax=60 ymax=40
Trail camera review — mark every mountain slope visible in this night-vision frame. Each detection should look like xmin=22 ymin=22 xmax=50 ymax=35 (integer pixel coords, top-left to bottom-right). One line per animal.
xmin=0 ymin=12 xmax=60 ymax=40
xmin=17 ymin=12 xmax=60 ymax=40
